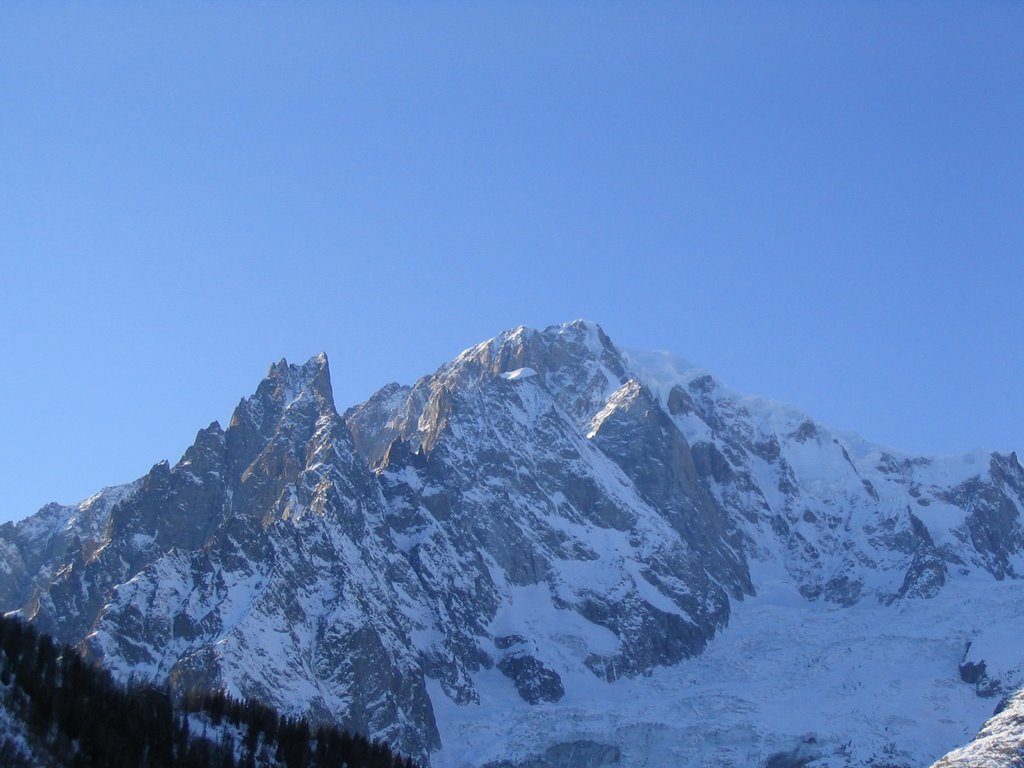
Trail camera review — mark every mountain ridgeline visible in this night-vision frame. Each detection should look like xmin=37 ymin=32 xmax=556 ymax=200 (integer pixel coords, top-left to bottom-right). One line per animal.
xmin=2 ymin=321 xmax=1022 ymax=767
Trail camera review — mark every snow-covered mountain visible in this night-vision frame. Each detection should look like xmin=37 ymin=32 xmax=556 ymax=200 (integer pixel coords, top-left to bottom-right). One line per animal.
xmin=2 ymin=320 xmax=1022 ymax=767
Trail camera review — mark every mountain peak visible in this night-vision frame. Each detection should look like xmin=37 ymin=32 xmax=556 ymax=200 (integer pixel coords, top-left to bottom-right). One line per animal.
xmin=234 ymin=352 xmax=334 ymax=428
xmin=221 ymin=351 xmax=337 ymax=483
xmin=557 ymin=316 xmax=606 ymax=338
xmin=4 ymin=322 xmax=1023 ymax=768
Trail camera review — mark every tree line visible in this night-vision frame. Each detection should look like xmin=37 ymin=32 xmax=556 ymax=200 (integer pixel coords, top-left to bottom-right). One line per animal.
xmin=0 ymin=613 xmax=419 ymax=768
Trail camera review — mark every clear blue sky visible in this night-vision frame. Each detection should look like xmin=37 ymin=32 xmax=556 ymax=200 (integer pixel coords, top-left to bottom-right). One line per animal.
xmin=2 ymin=3 xmax=1021 ymax=523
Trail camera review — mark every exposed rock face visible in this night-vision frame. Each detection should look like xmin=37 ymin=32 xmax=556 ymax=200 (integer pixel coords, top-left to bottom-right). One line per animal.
xmin=495 ymin=636 xmax=565 ymax=705
xmin=1 ymin=320 xmax=1023 ymax=766
xmin=2 ymin=354 xmax=441 ymax=759
xmin=931 ymin=689 xmax=1024 ymax=767
xmin=353 ymin=324 xmax=752 ymax=697
xmin=960 ymin=660 xmax=988 ymax=685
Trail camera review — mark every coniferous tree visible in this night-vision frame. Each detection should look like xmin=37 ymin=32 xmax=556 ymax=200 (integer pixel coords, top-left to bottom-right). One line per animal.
xmin=0 ymin=614 xmax=423 ymax=768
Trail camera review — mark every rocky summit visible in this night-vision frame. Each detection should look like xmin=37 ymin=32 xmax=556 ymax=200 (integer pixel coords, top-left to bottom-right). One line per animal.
xmin=2 ymin=320 xmax=1023 ymax=767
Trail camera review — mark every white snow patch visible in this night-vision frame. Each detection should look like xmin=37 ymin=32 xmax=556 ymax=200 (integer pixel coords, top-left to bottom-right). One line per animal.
xmin=500 ymin=367 xmax=537 ymax=381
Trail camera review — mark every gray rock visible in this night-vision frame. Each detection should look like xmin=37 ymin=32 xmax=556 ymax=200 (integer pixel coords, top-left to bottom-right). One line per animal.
xmin=496 ymin=648 xmax=564 ymax=704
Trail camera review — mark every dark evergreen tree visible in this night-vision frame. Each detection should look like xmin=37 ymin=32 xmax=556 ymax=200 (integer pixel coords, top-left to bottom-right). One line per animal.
xmin=0 ymin=614 xmax=423 ymax=768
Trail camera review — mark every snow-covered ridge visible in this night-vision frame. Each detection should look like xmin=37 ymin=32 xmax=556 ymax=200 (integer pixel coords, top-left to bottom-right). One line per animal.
xmin=624 ymin=346 xmax=996 ymax=465
xmin=2 ymin=319 xmax=1023 ymax=767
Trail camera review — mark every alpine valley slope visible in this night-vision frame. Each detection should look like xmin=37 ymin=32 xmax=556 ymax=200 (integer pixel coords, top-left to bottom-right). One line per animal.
xmin=2 ymin=321 xmax=1023 ymax=767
